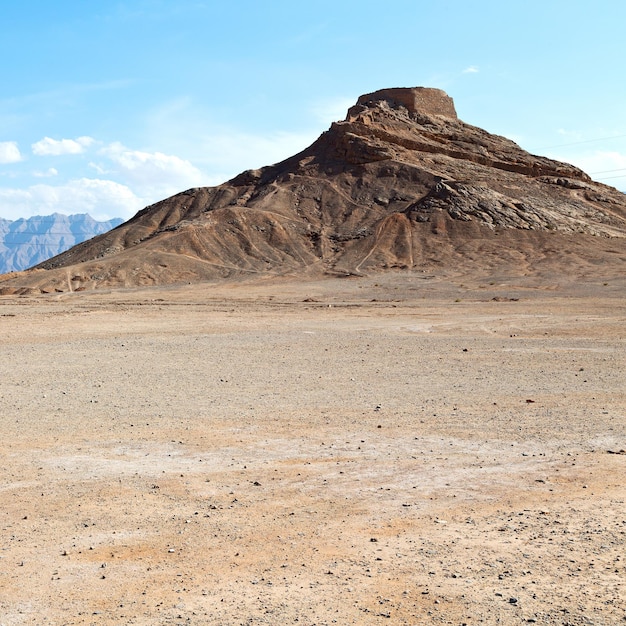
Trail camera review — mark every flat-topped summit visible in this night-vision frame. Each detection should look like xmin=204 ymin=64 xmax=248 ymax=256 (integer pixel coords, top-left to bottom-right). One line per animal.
xmin=1 ymin=87 xmax=625 ymax=294
xmin=354 ymin=87 xmax=458 ymax=119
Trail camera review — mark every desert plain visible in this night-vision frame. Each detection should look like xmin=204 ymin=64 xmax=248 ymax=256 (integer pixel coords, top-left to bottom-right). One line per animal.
xmin=0 ymin=272 xmax=624 ymax=625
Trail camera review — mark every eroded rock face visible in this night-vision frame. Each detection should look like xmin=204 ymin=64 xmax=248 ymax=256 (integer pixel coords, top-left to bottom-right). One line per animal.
xmin=2 ymin=87 xmax=626 ymax=293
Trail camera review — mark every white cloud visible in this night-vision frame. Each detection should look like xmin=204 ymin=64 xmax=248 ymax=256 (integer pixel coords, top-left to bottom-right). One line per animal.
xmin=32 ymin=136 xmax=95 ymax=156
xmin=463 ymin=66 xmax=479 ymax=74
xmin=142 ymin=97 xmax=321 ymax=182
xmin=99 ymin=142 xmax=207 ymax=197
xmin=556 ymin=128 xmax=582 ymax=139
xmin=88 ymin=161 xmax=109 ymax=175
xmin=0 ymin=141 xmax=22 ymax=164
xmin=0 ymin=178 xmax=142 ymax=221
xmin=310 ymin=96 xmax=356 ymax=125
xmin=1 ymin=139 xmax=215 ymax=222
xmin=32 ymin=167 xmax=59 ymax=178
xmin=194 ymin=130 xmax=318 ymax=182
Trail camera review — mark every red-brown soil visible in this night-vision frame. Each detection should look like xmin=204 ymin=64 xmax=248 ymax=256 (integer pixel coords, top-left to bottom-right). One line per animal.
xmin=0 ymin=275 xmax=624 ymax=624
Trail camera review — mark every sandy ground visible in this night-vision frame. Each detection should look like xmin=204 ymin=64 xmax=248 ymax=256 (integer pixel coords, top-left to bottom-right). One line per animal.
xmin=0 ymin=274 xmax=624 ymax=625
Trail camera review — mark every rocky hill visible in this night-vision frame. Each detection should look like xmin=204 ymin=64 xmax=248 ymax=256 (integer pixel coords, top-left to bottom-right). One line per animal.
xmin=0 ymin=213 xmax=122 ymax=274
xmin=1 ymin=87 xmax=625 ymax=294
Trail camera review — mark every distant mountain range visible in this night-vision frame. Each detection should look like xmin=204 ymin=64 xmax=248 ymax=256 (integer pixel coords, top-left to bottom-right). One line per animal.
xmin=0 ymin=213 xmax=123 ymax=274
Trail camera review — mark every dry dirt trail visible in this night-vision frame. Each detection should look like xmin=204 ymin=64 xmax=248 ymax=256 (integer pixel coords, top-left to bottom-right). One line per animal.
xmin=0 ymin=275 xmax=624 ymax=625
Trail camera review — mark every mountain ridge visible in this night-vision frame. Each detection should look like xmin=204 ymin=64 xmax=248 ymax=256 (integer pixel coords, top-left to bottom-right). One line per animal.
xmin=1 ymin=87 xmax=625 ymax=294
xmin=0 ymin=213 xmax=123 ymax=274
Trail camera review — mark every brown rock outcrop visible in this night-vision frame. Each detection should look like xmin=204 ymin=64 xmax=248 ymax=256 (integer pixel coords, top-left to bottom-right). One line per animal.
xmin=354 ymin=87 xmax=458 ymax=118
xmin=1 ymin=87 xmax=625 ymax=293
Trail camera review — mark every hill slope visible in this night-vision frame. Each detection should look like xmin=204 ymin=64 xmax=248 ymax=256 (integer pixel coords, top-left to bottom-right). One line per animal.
xmin=1 ymin=87 xmax=625 ymax=294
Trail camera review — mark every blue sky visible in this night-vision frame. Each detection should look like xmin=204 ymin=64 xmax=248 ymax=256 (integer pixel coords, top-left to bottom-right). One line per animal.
xmin=1 ymin=0 xmax=625 ymax=221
